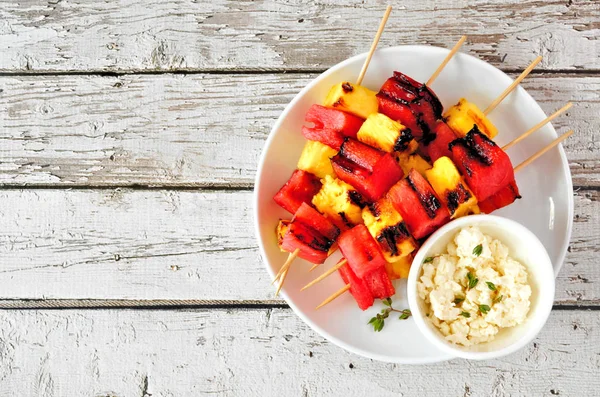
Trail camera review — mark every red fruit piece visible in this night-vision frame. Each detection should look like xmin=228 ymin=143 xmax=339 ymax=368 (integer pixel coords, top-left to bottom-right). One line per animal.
xmin=377 ymin=95 xmax=424 ymax=138
xmin=338 ymin=225 xmax=387 ymax=279
xmin=332 ymin=140 xmax=404 ymax=202
xmin=339 ymin=137 xmax=382 ymax=172
xmin=338 ymin=260 xmax=374 ymax=310
xmin=363 ymin=267 xmax=396 ymax=300
xmin=387 ymin=169 xmax=450 ymax=240
xmin=273 ymin=170 xmax=322 ymax=214
xmin=479 ymin=180 xmax=521 ymax=214
xmin=280 ymin=221 xmax=330 ymax=264
xmin=293 ymin=202 xmax=340 ymax=241
xmin=392 ymin=71 xmax=443 ymax=119
xmin=301 ymin=104 xmax=364 ymax=150
xmin=420 ymin=121 xmax=457 ymax=162
xmin=449 ymin=126 xmax=515 ymax=202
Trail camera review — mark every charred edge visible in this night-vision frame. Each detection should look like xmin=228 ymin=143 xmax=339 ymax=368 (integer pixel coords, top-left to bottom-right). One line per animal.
xmin=367 ymin=201 xmax=381 ymax=218
xmin=446 ymin=184 xmax=472 ymax=215
xmin=464 ymin=126 xmax=494 ymax=166
xmin=348 ymin=190 xmax=368 ymax=209
xmin=341 ymin=82 xmax=354 ymax=93
xmin=293 ymin=224 xmax=332 ymax=252
xmin=331 ymin=154 xmax=354 ymax=174
xmin=393 ymin=128 xmax=414 ymax=152
xmin=509 ymin=181 xmax=522 ymax=200
xmin=377 ymin=222 xmax=411 ymax=257
xmin=338 ymin=212 xmax=352 ymax=229
xmin=333 ymin=98 xmax=344 ymax=108
xmin=406 ymin=173 xmax=441 ymax=219
xmin=417 ymin=114 xmax=432 ymax=137
xmin=420 ymin=87 xmax=443 ymax=119
xmin=338 ymin=137 xmax=351 ymax=158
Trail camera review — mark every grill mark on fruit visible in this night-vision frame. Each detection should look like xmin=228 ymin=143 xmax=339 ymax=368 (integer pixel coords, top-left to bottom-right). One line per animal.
xmin=348 ymin=190 xmax=368 ymax=208
xmin=406 ymin=174 xmax=441 ymax=219
xmin=464 ymin=126 xmax=494 ymax=165
xmin=446 ymin=184 xmax=472 ymax=214
xmin=367 ymin=202 xmax=381 ymax=217
xmin=393 ymin=128 xmax=414 ymax=152
xmin=333 ymin=98 xmax=344 ymax=108
xmin=376 ymin=222 xmax=411 ymax=257
xmin=338 ymin=212 xmax=352 ymax=228
xmin=332 ymin=154 xmax=354 ymax=173
xmin=341 ymin=82 xmax=354 ymax=93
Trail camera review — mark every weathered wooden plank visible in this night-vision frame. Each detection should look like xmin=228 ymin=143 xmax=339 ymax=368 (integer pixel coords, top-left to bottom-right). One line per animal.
xmin=0 ymin=188 xmax=596 ymax=304
xmin=0 ymin=308 xmax=597 ymax=396
xmin=0 ymin=74 xmax=598 ymax=187
xmin=0 ymin=0 xmax=598 ymax=73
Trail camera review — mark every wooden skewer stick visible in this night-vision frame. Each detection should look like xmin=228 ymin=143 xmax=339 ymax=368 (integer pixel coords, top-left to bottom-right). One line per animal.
xmin=483 ymin=56 xmax=542 ymax=115
xmin=275 ymin=266 xmax=290 ymax=297
xmin=309 ymin=263 xmax=319 ymax=272
xmin=274 ymin=6 xmax=391 ymax=292
xmin=301 ymin=259 xmax=348 ymax=291
xmin=316 ymin=284 xmax=351 ymax=310
xmin=426 ymin=35 xmax=467 ymax=87
xmin=272 ymin=248 xmax=299 ymax=285
xmin=502 ymin=102 xmax=572 ymax=151
xmin=355 ymin=5 xmax=392 ymax=86
xmin=514 ymin=130 xmax=573 ymax=173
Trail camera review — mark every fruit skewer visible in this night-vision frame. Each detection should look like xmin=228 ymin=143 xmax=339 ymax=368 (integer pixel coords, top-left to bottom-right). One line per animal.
xmin=272 ymin=5 xmax=393 ymax=292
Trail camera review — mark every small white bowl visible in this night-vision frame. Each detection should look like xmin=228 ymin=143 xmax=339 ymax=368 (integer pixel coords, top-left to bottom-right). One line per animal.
xmin=407 ymin=215 xmax=555 ymax=360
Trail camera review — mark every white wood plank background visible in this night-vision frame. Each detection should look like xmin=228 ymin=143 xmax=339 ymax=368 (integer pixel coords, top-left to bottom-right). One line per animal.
xmin=0 ymin=308 xmax=597 ymax=396
xmin=0 ymin=0 xmax=598 ymax=73
xmin=0 ymin=0 xmax=599 ymax=394
xmin=0 ymin=74 xmax=597 ymax=188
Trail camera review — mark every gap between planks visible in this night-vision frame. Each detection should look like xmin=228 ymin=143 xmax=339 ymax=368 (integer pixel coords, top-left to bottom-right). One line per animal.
xmin=0 ymin=299 xmax=597 ymax=311
xmin=0 ymin=68 xmax=600 ymax=78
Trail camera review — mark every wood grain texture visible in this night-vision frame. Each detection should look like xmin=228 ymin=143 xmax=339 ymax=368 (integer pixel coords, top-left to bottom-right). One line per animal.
xmin=0 ymin=188 xmax=596 ymax=304
xmin=0 ymin=73 xmax=597 ymax=187
xmin=0 ymin=0 xmax=598 ymax=73
xmin=0 ymin=308 xmax=597 ymax=396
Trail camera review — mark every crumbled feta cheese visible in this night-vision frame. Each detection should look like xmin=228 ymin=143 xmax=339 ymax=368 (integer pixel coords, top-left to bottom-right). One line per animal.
xmin=418 ymin=226 xmax=531 ymax=346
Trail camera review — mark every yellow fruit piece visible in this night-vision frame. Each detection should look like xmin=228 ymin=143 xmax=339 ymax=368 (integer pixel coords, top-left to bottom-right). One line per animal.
xmin=396 ymin=153 xmax=432 ymax=178
xmin=385 ymin=254 xmax=413 ymax=280
xmin=443 ymin=98 xmax=498 ymax=139
xmin=276 ymin=219 xmax=290 ymax=252
xmin=323 ymin=82 xmax=378 ymax=119
xmin=362 ymin=198 xmax=418 ymax=262
xmin=312 ymin=175 xmax=363 ymax=229
xmin=297 ymin=140 xmax=337 ymax=179
xmin=357 ymin=113 xmax=418 ymax=154
xmin=425 ymin=156 xmax=480 ymax=218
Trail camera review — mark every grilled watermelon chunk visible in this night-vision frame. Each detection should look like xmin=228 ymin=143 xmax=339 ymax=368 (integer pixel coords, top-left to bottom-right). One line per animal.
xmin=338 ymin=260 xmax=374 ymax=310
xmin=293 ymin=202 xmax=340 ymax=241
xmin=338 ymin=224 xmax=387 ymax=279
xmin=420 ymin=120 xmax=456 ymax=162
xmin=301 ymin=104 xmax=364 ymax=150
xmin=273 ymin=170 xmax=322 ymax=214
xmin=377 ymin=94 xmax=424 ymax=138
xmin=364 ymin=267 xmax=396 ymax=299
xmin=449 ymin=126 xmax=514 ymax=202
xmin=387 ymin=169 xmax=450 ymax=240
xmin=479 ymin=180 xmax=521 ymax=214
xmin=280 ymin=221 xmax=330 ymax=264
xmin=332 ymin=139 xmax=404 ymax=202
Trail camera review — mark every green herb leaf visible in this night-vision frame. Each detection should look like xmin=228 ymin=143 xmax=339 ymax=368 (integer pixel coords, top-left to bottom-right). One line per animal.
xmin=368 ymin=317 xmax=376 ymax=325
xmin=479 ymin=304 xmax=491 ymax=314
xmin=494 ymin=295 xmax=504 ymax=303
xmin=473 ymin=244 xmax=483 ymax=257
xmin=383 ymin=297 xmax=392 ymax=307
xmin=398 ymin=309 xmax=412 ymax=320
xmin=423 ymin=256 xmax=434 ymax=264
xmin=467 ymin=272 xmax=479 ymax=289
xmin=486 ymin=281 xmax=497 ymax=291
xmin=453 ymin=297 xmax=465 ymax=305
xmin=460 ymin=311 xmax=471 ymax=318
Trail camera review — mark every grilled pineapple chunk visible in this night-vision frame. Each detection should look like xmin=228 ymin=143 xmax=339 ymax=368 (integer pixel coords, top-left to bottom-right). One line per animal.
xmin=395 ymin=153 xmax=432 ymax=178
xmin=297 ymin=140 xmax=337 ymax=179
xmin=443 ymin=98 xmax=498 ymax=139
xmin=425 ymin=156 xmax=480 ymax=218
xmin=323 ymin=82 xmax=378 ymax=119
xmin=276 ymin=220 xmax=290 ymax=252
xmin=312 ymin=175 xmax=363 ymax=229
xmin=385 ymin=254 xmax=413 ymax=280
xmin=362 ymin=198 xmax=418 ymax=263
xmin=357 ymin=113 xmax=418 ymax=154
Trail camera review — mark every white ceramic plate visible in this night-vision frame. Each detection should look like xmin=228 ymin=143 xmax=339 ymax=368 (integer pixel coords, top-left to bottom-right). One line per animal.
xmin=254 ymin=45 xmax=573 ymax=364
